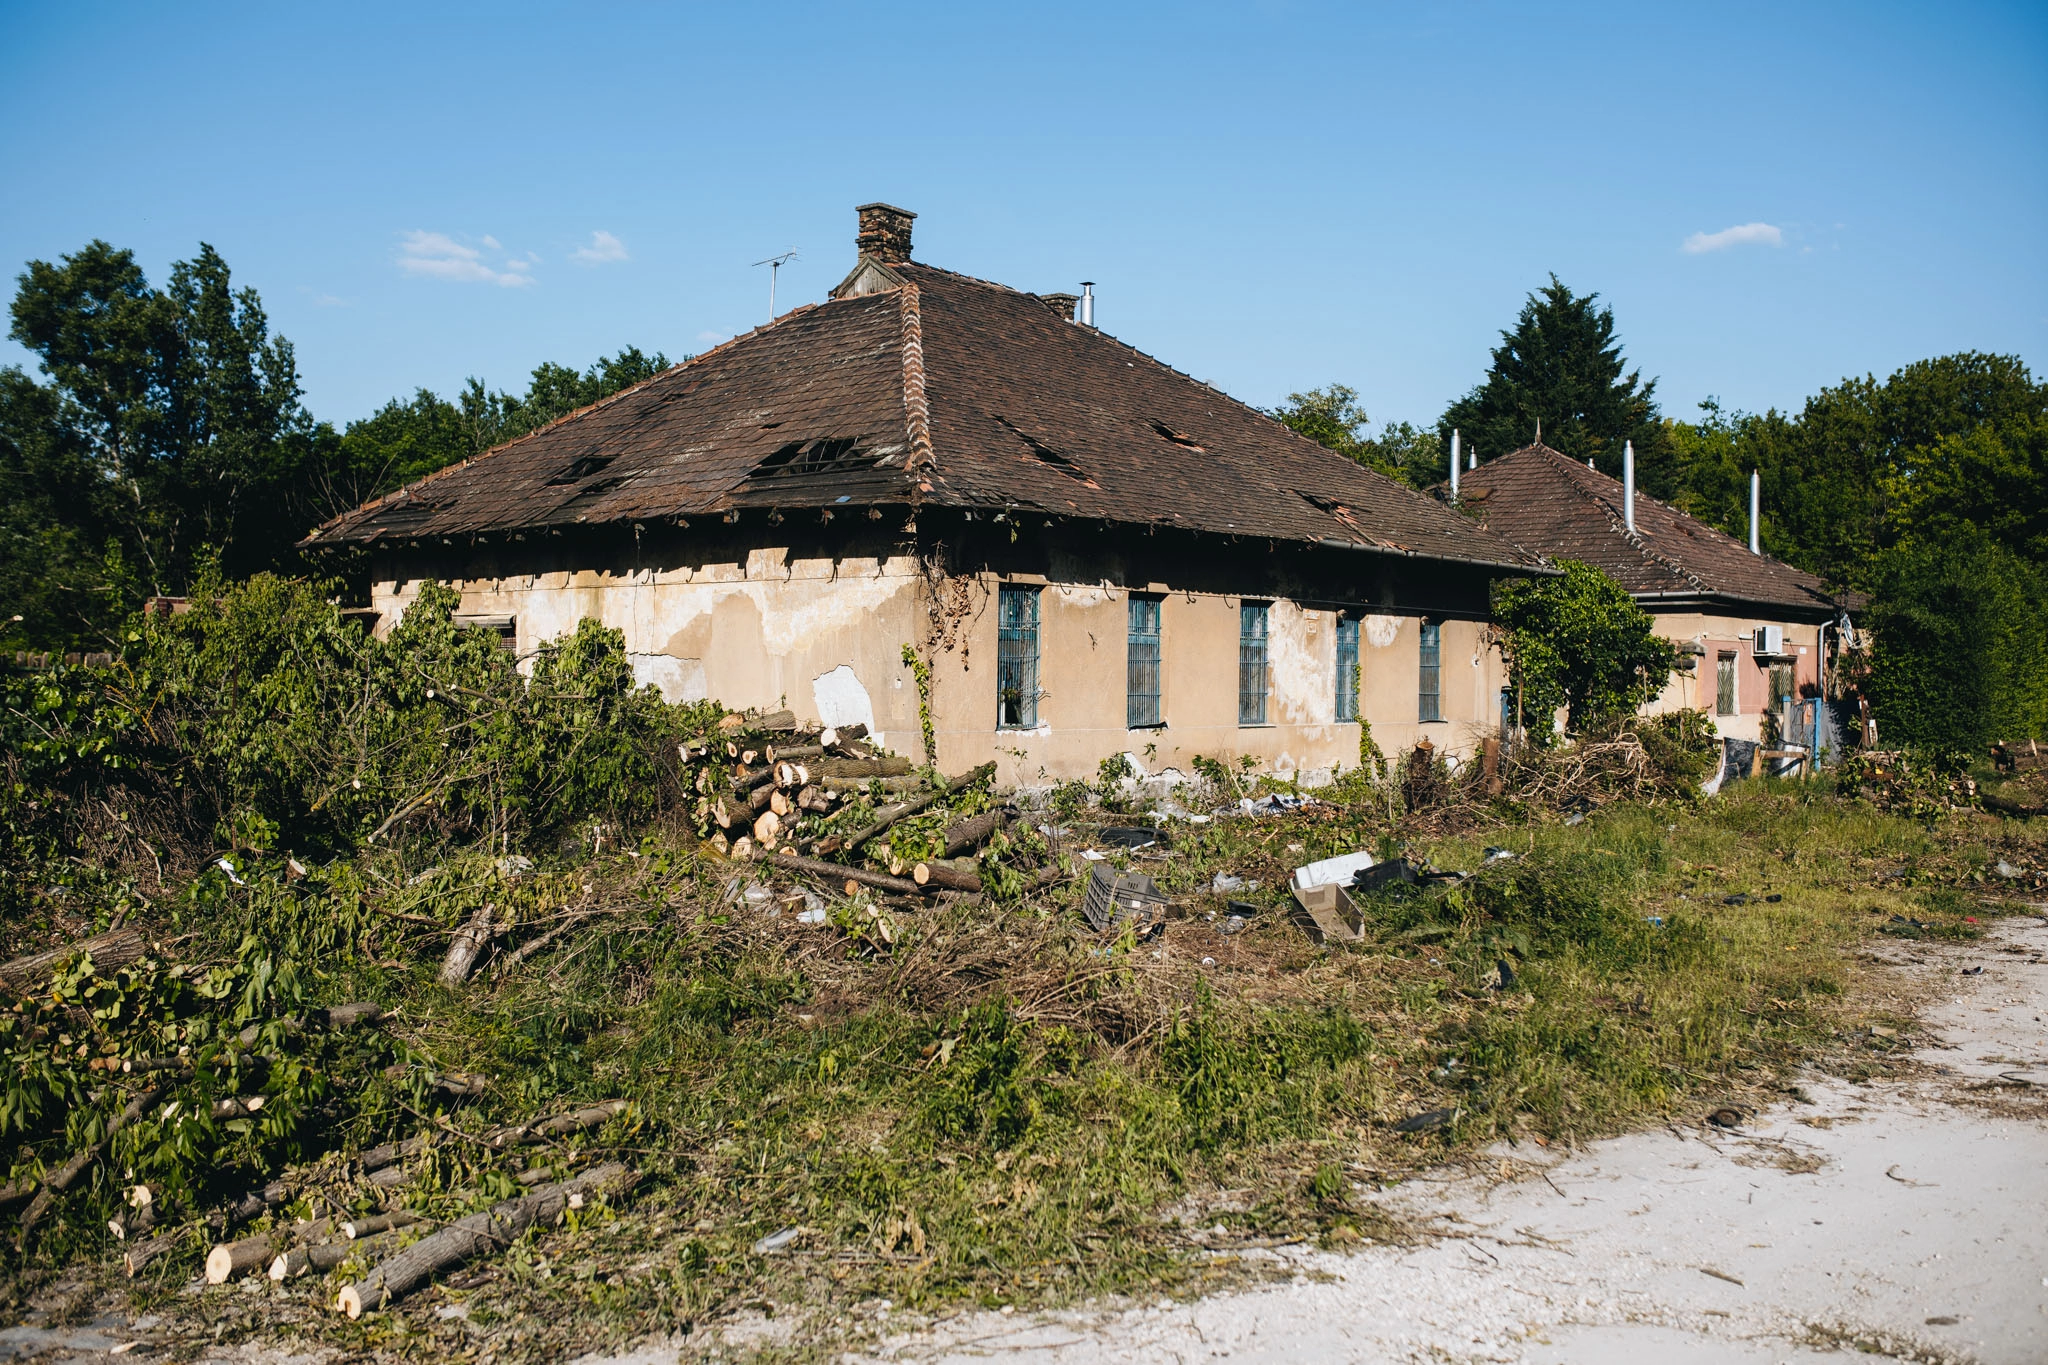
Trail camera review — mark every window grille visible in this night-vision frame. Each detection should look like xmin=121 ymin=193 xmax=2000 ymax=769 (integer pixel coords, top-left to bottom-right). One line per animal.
xmin=456 ymin=614 xmax=517 ymax=654
xmin=1716 ymin=653 xmax=1737 ymax=716
xmin=1418 ymin=621 xmax=1442 ymax=722
xmin=1127 ymin=596 xmax=1162 ymax=728
xmin=1238 ymin=603 xmax=1269 ymax=726
xmin=996 ymin=586 xmax=1040 ymax=728
xmin=1335 ymin=616 xmax=1360 ymax=722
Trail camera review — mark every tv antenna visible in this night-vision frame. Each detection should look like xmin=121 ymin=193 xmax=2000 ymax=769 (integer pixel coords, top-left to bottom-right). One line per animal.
xmin=753 ymin=249 xmax=799 ymax=321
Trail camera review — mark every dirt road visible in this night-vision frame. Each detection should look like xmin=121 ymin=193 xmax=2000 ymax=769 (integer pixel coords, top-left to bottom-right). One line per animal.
xmin=855 ymin=914 xmax=2048 ymax=1365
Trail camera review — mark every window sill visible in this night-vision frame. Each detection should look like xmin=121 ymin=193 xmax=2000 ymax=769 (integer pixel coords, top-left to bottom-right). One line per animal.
xmin=1126 ymin=722 xmax=1168 ymax=732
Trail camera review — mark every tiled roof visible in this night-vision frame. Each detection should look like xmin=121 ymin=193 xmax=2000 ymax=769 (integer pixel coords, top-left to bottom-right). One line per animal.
xmin=1453 ymin=444 xmax=1837 ymax=616
xmin=306 ymin=260 xmax=1540 ymax=573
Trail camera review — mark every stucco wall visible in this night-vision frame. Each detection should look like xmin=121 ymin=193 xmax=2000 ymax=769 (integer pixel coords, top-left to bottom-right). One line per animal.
xmin=926 ymin=576 xmax=1504 ymax=787
xmin=370 ymin=550 xmax=929 ymax=753
xmin=1645 ymin=611 xmax=1825 ymax=745
xmin=368 ymin=550 xmax=1508 ymax=786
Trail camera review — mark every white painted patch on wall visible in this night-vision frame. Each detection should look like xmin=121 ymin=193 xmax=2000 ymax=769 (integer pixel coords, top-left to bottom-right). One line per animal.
xmin=1364 ymin=614 xmax=1401 ymax=648
xmin=1266 ymin=601 xmax=1334 ymax=725
xmin=631 ymin=654 xmax=707 ymax=703
xmin=812 ymin=665 xmax=877 ymax=738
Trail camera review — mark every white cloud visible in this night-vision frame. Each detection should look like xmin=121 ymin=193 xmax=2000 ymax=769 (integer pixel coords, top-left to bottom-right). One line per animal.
xmin=1681 ymin=222 xmax=1784 ymax=254
xmin=482 ymin=235 xmax=501 ymax=250
xmin=696 ymin=329 xmax=732 ymax=346
xmin=397 ymin=230 xmax=533 ymax=287
xmin=571 ymin=230 xmax=630 ymax=265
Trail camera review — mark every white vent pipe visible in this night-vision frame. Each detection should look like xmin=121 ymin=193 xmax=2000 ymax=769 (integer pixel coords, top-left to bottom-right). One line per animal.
xmin=1450 ymin=429 xmax=1460 ymax=497
xmin=1749 ymin=469 xmax=1761 ymax=554
xmin=1078 ymin=281 xmax=1095 ymax=327
xmin=1623 ymin=441 xmax=1635 ymax=533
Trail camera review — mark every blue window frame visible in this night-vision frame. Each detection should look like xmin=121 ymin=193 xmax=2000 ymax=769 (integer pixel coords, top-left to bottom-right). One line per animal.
xmin=1335 ymin=616 xmax=1360 ymax=722
xmin=1418 ymin=620 xmax=1442 ymax=722
xmin=1239 ymin=602 xmax=1269 ymax=726
xmin=1127 ymin=596 xmax=1162 ymax=728
xmin=997 ymin=586 xmax=1040 ymax=728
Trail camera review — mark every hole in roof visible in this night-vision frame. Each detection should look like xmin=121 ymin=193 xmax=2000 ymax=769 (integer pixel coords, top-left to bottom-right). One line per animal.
xmin=759 ymin=421 xmax=783 ymax=429
xmin=748 ymin=437 xmax=879 ymax=481
xmin=545 ymin=455 xmax=615 ymax=486
xmin=1150 ymin=421 xmax=1205 ymax=451
xmin=1296 ymin=490 xmax=1342 ymax=514
xmin=993 ymin=416 xmax=1095 ymax=485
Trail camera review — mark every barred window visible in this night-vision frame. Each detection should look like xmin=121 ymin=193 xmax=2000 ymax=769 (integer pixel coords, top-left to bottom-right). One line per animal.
xmin=1716 ymin=652 xmax=1737 ymax=716
xmin=1127 ymin=596 xmax=1162 ymax=728
xmin=1238 ymin=602 xmax=1269 ymax=726
xmin=1418 ymin=620 xmax=1442 ymax=723
xmin=1335 ymin=616 xmax=1360 ymax=722
xmin=996 ymin=586 xmax=1040 ymax=729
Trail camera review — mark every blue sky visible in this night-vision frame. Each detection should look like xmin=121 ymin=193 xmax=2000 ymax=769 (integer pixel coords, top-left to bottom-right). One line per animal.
xmin=2 ymin=1 xmax=2043 ymax=439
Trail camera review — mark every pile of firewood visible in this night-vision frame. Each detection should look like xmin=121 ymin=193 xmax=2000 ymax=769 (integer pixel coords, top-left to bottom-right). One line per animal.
xmin=679 ymin=709 xmax=1027 ymax=898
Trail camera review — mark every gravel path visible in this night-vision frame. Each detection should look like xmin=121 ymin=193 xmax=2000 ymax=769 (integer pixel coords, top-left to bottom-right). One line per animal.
xmin=855 ymin=914 xmax=2048 ymax=1365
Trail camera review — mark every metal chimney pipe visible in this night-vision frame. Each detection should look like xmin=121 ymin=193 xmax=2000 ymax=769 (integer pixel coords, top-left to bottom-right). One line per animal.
xmin=1450 ymin=429 xmax=1461 ymax=498
xmin=1468 ymin=449 xmax=1476 ymax=470
xmin=1078 ymin=281 xmax=1095 ymax=328
xmin=1623 ymin=441 xmax=1636 ymax=534
xmin=1749 ymin=469 xmax=1761 ymax=554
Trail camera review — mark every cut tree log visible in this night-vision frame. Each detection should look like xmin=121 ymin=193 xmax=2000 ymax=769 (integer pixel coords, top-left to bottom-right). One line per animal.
xmin=769 ymin=789 xmax=792 ymax=818
xmin=15 ymin=1082 xmax=166 ymax=1245
xmin=818 ymin=775 xmax=917 ymax=794
xmin=335 ymin=1163 xmax=633 ymax=1318
xmin=1 ymin=926 xmax=147 ymax=989
xmin=208 ymin=1229 xmax=288 ymax=1283
xmin=767 ymin=744 xmax=823 ymax=763
xmin=772 ymin=850 xmax=925 ymax=898
xmin=342 ymin=1209 xmax=421 ymax=1240
xmin=439 ymin=905 xmax=500 ymax=986
xmin=912 ymin=860 xmax=983 ymax=892
xmin=359 ymin=1135 xmax=427 ymax=1173
xmin=712 ymin=795 xmax=737 ymax=829
xmin=825 ymin=764 xmax=994 ymax=855
xmin=489 ymin=1098 xmax=629 ymax=1147
xmin=752 ymin=810 xmax=782 ymax=846
xmin=940 ymin=809 xmax=1007 ymax=857
xmin=751 ymin=710 xmax=800 ymax=731
xmin=212 ymin=1095 xmax=266 ymax=1119
xmin=318 ymin=1002 xmax=385 ymax=1031
xmin=272 ymin=1229 xmax=395 ymax=1280
xmin=813 ymin=756 xmax=913 ymax=779
xmin=125 ymin=1230 xmax=181 ymax=1278
xmin=108 ymin=1183 xmax=156 ymax=1239
xmin=222 ymin=1179 xmax=290 ymax=1228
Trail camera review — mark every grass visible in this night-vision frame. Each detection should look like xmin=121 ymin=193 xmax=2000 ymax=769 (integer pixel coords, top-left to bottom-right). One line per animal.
xmin=42 ymin=782 xmax=2048 ymax=1361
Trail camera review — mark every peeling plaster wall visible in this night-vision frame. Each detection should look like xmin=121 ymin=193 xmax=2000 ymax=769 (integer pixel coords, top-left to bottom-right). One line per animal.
xmin=369 ymin=550 xmax=925 ymax=750
xmin=367 ymin=524 xmax=1515 ymax=786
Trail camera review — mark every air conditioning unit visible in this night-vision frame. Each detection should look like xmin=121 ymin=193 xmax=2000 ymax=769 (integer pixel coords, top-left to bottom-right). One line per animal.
xmin=1754 ymin=625 xmax=1784 ymax=656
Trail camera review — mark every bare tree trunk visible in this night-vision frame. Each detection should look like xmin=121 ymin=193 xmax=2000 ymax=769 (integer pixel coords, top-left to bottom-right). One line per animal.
xmin=1 ymin=927 xmax=147 ymax=989
xmin=771 ymin=851 xmax=925 ymax=898
xmin=335 ymin=1163 xmax=632 ymax=1317
xmin=439 ymin=905 xmax=500 ymax=986
xmin=912 ymin=860 xmax=983 ymax=892
xmin=940 ymin=809 xmax=1006 ymax=857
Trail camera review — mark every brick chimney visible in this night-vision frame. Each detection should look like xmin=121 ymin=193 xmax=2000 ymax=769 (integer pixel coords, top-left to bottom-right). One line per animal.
xmin=1039 ymin=292 xmax=1078 ymax=322
xmin=855 ymin=203 xmax=916 ymax=264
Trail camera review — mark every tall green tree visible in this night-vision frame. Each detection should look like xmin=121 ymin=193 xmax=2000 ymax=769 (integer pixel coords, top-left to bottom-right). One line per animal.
xmin=1863 ymin=531 xmax=2048 ymax=749
xmin=1438 ymin=275 xmax=1667 ymax=485
xmin=5 ymin=240 xmax=318 ymax=634
xmin=1493 ymin=560 xmax=1678 ymax=742
xmin=1270 ymin=384 xmax=1446 ymax=490
xmin=1661 ymin=353 xmax=2047 ymax=589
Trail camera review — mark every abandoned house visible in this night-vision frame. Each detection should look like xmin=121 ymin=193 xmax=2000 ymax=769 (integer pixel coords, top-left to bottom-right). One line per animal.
xmin=305 ymin=204 xmax=1544 ymax=785
xmin=1452 ymin=442 xmax=1846 ymax=751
